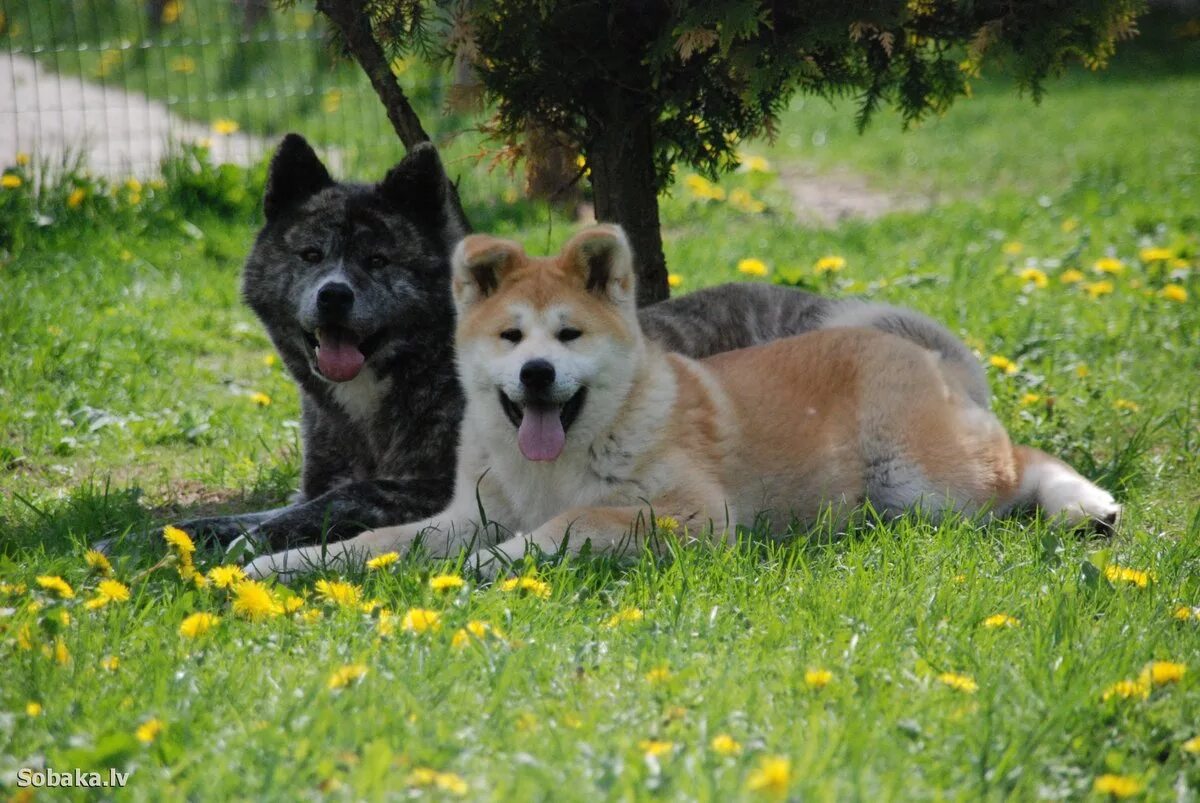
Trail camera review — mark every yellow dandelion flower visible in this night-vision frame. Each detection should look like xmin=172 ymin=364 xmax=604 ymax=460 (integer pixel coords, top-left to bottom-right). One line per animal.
xmin=50 ymin=638 xmax=70 ymax=665
xmin=639 ymin=739 xmax=674 ymax=758
xmin=1018 ymin=267 xmax=1048 ymax=288
xmin=1075 ymin=364 xmax=1090 ymax=379
xmin=988 ymin=355 xmax=1018 ymax=375
xmin=179 ymin=612 xmax=219 ymax=638
xmin=1174 ymin=605 xmax=1195 ymax=621
xmin=737 ymin=258 xmax=769 ymax=277
xmin=207 ymin=564 xmax=245 ymax=589
xmin=739 ymin=154 xmax=771 ymax=173
xmin=17 ymin=624 xmax=34 ymax=650
xmin=401 ymin=607 xmax=442 ymax=634
xmin=85 ymin=579 xmax=131 ymax=609
xmin=246 ymin=391 xmax=270 ymax=407
xmin=262 ymin=352 xmax=277 ymax=367
xmin=746 ymin=755 xmax=792 ymax=796
xmin=1140 ymin=660 xmax=1186 ymax=686
xmin=26 ymin=701 xmax=42 ymax=717
xmin=604 ymin=607 xmax=645 ymax=628
xmin=1160 ymin=284 xmax=1188 ymax=303
xmin=101 ymin=655 xmax=120 ymax=671
xmin=683 ymin=173 xmax=725 ymax=201
xmin=804 ymin=668 xmax=833 ymax=688
xmin=162 ymin=525 xmax=195 ymax=555
xmin=1182 ymin=735 xmax=1200 ymax=754
xmin=710 ymin=733 xmax=742 ymax=755
xmin=15 ymin=152 xmax=30 ymax=166
xmin=983 ymin=613 xmax=1020 ymax=629
xmin=644 ymin=664 xmax=671 ymax=684
xmin=452 ymin=620 xmax=502 ymax=648
xmin=314 ymin=579 xmax=362 ymax=608
xmin=1093 ymin=774 xmax=1142 ymax=798
xmin=407 ymin=768 xmax=468 ymax=796
xmin=365 ymin=552 xmax=400 ymax=570
xmin=212 ymin=118 xmax=240 ymax=136
xmin=84 ymin=549 xmax=113 ymax=575
xmin=1104 ymin=563 xmax=1150 ymax=587
xmin=1093 ymin=257 xmax=1125 ymax=274
xmin=0 ymin=581 xmax=26 ymax=595
xmin=160 ymin=0 xmax=182 ymax=23
xmin=1001 ymin=241 xmax=1023 ymax=256
xmin=231 ymin=579 xmax=284 ymax=620
xmin=728 ymin=188 xmax=766 ymax=214
xmin=1113 ymin=399 xmax=1140 ymax=413
xmin=1102 ymin=678 xmax=1150 ymax=701
xmin=1139 ymin=247 xmax=1173 ymax=262
xmin=1020 ymin=393 xmax=1042 ymax=406
xmin=814 ymin=255 xmax=847 ymax=274
xmin=667 ymin=273 xmax=683 ymax=289
xmin=327 ymin=663 xmax=368 ymax=690
xmin=1060 ymin=268 xmax=1086 ymax=285
xmin=1084 ymin=280 xmax=1115 ymax=299
xmin=300 ymin=608 xmax=322 ymax=624
xmin=169 ymin=55 xmax=195 ymax=74
xmin=499 ymin=576 xmax=551 ymax=599
xmin=429 ymin=573 xmax=464 ymax=591
xmin=135 ymin=718 xmax=164 ymax=743
xmin=35 ymin=575 xmax=75 ymax=599
xmin=283 ymin=596 xmax=305 ymax=613
xmin=67 ymin=187 xmax=87 ymax=209
xmin=2 ymin=174 xmax=22 ymax=189
xmin=647 ymin=517 xmax=680 ymax=540
xmin=937 ymin=672 xmax=978 ymax=693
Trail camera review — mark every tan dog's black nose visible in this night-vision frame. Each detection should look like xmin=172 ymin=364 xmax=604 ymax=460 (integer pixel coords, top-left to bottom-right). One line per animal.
xmin=520 ymin=359 xmax=555 ymax=391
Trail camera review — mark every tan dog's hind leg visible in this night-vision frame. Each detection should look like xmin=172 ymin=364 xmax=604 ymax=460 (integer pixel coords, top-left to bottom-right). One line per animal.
xmin=1005 ymin=445 xmax=1121 ymax=533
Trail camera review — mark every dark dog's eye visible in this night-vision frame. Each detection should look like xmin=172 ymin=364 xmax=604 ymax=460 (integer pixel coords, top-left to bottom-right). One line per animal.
xmin=558 ymin=328 xmax=582 ymax=343
xmin=367 ymin=254 xmax=387 ymax=270
xmin=300 ymin=248 xmax=323 ymax=263
xmin=500 ymin=329 xmax=523 ymax=344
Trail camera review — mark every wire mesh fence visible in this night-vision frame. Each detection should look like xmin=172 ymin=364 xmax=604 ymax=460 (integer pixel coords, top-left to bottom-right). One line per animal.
xmin=0 ymin=0 xmax=442 ymax=177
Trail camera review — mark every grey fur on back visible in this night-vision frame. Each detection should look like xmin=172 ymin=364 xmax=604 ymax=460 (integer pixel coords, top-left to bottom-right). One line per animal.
xmin=642 ymin=283 xmax=989 ymax=409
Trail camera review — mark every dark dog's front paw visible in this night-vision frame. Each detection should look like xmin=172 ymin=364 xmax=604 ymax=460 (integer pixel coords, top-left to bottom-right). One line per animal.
xmin=173 ymin=516 xmax=262 ymax=548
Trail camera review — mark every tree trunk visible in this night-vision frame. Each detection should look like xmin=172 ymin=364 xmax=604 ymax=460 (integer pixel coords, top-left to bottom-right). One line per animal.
xmin=587 ymin=107 xmax=669 ymax=306
xmin=315 ymin=0 xmax=471 ymax=230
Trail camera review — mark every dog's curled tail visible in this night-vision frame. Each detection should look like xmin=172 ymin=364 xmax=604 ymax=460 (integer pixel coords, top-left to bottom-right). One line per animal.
xmin=820 ymin=300 xmax=991 ymax=409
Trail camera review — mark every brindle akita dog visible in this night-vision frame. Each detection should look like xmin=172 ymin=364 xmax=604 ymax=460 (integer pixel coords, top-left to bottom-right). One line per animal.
xmin=162 ymin=134 xmax=986 ymax=552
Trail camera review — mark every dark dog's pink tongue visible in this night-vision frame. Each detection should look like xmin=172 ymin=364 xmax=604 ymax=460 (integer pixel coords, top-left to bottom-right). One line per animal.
xmin=518 ymin=406 xmax=565 ymax=461
xmin=315 ymin=329 xmax=365 ymax=382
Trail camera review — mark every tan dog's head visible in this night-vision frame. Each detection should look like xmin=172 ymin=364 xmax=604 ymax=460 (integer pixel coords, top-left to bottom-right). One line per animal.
xmin=450 ymin=225 xmax=641 ymax=462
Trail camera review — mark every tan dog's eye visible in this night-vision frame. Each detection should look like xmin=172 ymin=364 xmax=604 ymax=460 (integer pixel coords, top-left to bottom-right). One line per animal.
xmin=500 ymin=328 xmax=522 ymax=344
xmin=558 ymin=328 xmax=582 ymax=343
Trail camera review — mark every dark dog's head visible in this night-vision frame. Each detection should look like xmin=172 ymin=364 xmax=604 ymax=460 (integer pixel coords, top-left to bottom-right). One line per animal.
xmin=243 ymin=134 xmax=467 ymax=391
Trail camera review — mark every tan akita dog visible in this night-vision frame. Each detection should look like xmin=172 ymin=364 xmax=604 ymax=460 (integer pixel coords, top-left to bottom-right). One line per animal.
xmin=246 ymin=225 xmax=1120 ymax=580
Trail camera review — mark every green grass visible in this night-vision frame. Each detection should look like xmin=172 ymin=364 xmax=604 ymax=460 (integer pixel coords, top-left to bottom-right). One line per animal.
xmin=3 ymin=11 xmax=1200 ymax=801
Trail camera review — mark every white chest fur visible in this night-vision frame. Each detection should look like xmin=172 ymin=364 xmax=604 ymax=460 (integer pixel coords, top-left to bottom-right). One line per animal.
xmin=329 ymin=368 xmax=391 ymax=423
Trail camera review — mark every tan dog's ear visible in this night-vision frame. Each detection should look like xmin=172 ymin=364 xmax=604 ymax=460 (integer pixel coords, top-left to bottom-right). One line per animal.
xmin=561 ymin=225 xmax=635 ymax=303
xmin=451 ymin=235 xmax=523 ymax=307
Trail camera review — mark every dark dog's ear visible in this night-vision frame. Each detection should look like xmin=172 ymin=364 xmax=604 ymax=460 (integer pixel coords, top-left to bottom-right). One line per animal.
xmin=263 ymin=134 xmax=333 ymax=221
xmin=451 ymin=235 xmax=523 ymax=309
xmin=379 ymin=143 xmax=468 ymax=248
xmin=561 ymin=225 xmax=635 ymax=304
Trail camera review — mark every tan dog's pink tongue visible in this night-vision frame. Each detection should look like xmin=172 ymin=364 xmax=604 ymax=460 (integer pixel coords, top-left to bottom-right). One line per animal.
xmin=518 ymin=407 xmax=565 ymax=461
xmin=315 ymin=330 xmax=365 ymax=382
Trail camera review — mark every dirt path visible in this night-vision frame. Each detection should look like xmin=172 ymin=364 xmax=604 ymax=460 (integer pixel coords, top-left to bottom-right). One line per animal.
xmin=1 ymin=52 xmax=267 ymax=176
xmin=778 ymin=163 xmax=928 ymax=226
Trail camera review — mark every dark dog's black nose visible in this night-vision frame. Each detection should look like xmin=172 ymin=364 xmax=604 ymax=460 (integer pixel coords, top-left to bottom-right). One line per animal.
xmin=317 ymin=282 xmax=354 ymax=317
xmin=520 ymin=359 xmax=556 ymax=391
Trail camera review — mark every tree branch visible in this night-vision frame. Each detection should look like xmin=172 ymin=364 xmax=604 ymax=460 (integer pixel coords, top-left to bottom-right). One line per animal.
xmin=315 ymin=0 xmax=471 ymax=229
